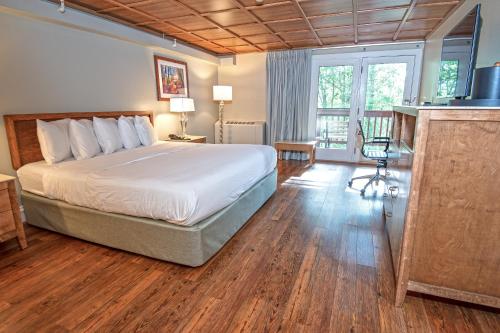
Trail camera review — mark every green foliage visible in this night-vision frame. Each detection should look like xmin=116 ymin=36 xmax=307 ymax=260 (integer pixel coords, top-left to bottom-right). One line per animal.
xmin=365 ymin=63 xmax=406 ymax=111
xmin=317 ymin=66 xmax=353 ymax=109
xmin=437 ymin=60 xmax=459 ymax=97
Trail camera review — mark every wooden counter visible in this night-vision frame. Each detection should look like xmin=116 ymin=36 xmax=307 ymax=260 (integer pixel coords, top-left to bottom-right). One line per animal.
xmin=387 ymin=106 xmax=500 ymax=308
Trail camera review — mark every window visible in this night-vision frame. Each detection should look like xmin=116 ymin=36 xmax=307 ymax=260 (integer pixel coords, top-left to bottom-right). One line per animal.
xmin=437 ymin=60 xmax=459 ymax=97
xmin=316 ymin=65 xmax=354 ymax=149
xmin=365 ymin=63 xmax=407 ymax=111
xmin=317 ymin=66 xmax=353 ymax=109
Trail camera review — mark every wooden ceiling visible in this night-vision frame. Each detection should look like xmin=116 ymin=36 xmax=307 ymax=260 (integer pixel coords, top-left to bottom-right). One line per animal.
xmin=51 ymin=0 xmax=464 ymax=55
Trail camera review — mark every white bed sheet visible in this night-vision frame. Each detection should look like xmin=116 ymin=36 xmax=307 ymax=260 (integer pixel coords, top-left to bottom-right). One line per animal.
xmin=17 ymin=142 xmax=276 ymax=226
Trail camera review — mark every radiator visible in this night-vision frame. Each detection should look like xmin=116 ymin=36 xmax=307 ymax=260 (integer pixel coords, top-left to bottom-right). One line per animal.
xmin=214 ymin=121 xmax=265 ymax=144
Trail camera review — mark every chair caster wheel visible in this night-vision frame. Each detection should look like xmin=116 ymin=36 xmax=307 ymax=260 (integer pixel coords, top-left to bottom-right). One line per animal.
xmin=360 ymin=189 xmax=365 ymax=195
xmin=348 ymin=181 xmax=353 ymax=187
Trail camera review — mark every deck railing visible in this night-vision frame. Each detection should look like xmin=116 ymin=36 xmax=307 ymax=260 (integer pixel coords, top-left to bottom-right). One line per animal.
xmin=316 ymin=109 xmax=392 ymax=148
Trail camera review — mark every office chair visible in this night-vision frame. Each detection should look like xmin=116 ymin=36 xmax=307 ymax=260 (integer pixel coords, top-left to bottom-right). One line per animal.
xmin=348 ymin=120 xmax=391 ymax=195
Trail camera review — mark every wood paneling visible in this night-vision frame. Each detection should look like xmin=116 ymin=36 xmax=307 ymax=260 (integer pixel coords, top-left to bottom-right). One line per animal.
xmin=300 ymin=0 xmax=353 ymax=16
xmin=411 ymin=120 xmax=500 ymax=297
xmin=52 ymin=0 xmax=464 ymax=54
xmin=390 ymin=107 xmax=500 ymax=309
xmin=0 ymin=161 xmax=498 ymax=331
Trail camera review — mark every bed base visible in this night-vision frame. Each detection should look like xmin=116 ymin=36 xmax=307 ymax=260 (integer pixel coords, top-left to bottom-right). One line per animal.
xmin=22 ymin=169 xmax=277 ymax=267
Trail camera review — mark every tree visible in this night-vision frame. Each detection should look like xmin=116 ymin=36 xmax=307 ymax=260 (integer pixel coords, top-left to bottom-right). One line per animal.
xmin=437 ymin=60 xmax=459 ymax=97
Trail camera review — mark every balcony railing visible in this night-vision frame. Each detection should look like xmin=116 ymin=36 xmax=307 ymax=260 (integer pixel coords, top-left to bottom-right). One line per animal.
xmin=316 ymin=109 xmax=392 ymax=149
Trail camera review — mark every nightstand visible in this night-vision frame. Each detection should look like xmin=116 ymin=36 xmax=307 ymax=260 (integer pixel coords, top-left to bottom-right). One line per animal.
xmin=165 ymin=135 xmax=207 ymax=143
xmin=0 ymin=175 xmax=27 ymax=250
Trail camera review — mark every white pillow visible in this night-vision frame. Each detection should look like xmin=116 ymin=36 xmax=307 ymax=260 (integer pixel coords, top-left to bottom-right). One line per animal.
xmin=93 ymin=117 xmax=123 ymax=154
xmin=134 ymin=115 xmax=157 ymax=146
xmin=36 ymin=118 xmax=72 ymax=165
xmin=69 ymin=119 xmax=101 ymax=160
xmin=118 ymin=116 xmax=141 ymax=149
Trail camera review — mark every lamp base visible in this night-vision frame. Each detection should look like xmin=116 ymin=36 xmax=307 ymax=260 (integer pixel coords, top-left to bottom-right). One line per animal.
xmin=218 ymin=101 xmax=224 ymax=144
xmin=180 ymin=112 xmax=188 ymax=138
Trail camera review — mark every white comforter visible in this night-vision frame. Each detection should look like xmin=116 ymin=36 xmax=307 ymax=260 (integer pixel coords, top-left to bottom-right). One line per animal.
xmin=18 ymin=142 xmax=276 ymax=226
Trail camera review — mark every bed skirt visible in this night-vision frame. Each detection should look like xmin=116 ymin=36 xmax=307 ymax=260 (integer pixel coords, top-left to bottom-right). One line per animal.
xmin=22 ymin=169 xmax=277 ymax=267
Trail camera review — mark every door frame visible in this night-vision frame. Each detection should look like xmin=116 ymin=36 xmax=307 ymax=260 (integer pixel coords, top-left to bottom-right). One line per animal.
xmin=356 ymin=55 xmax=417 ymax=162
xmin=308 ymin=57 xmax=362 ymax=162
xmin=308 ymin=47 xmax=423 ymax=162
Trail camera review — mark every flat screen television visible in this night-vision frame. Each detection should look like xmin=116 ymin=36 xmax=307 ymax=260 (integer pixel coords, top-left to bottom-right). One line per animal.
xmin=437 ymin=4 xmax=481 ymax=100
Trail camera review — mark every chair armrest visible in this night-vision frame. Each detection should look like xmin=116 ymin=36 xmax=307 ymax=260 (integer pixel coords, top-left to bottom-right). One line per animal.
xmin=373 ymin=136 xmax=390 ymax=141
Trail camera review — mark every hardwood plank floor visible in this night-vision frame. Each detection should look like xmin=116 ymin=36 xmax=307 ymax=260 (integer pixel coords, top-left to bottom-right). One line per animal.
xmin=0 ymin=161 xmax=498 ymax=332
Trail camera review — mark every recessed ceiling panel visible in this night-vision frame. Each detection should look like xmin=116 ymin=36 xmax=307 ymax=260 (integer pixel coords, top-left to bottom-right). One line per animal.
xmin=52 ymin=0 xmax=465 ymax=54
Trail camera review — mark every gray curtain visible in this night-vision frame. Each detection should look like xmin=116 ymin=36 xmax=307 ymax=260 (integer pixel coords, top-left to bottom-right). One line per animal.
xmin=266 ymin=49 xmax=312 ymax=160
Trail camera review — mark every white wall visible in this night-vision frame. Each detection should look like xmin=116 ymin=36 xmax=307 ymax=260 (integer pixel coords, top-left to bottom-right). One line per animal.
xmin=419 ymin=0 xmax=500 ymax=103
xmin=217 ymin=53 xmax=267 ymax=121
xmin=0 ymin=1 xmax=219 ymax=176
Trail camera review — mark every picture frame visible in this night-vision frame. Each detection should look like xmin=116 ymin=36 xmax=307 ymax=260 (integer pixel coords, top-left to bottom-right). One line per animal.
xmin=154 ymin=55 xmax=189 ymax=101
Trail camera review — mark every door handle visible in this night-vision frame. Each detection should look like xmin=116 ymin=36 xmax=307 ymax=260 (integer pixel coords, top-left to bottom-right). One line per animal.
xmin=388 ymin=186 xmax=399 ymax=198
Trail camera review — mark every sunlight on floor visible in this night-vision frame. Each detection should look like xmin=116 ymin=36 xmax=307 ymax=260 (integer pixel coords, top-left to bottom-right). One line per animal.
xmin=279 ymin=163 xmax=390 ymax=196
xmin=281 ymin=164 xmax=333 ymax=189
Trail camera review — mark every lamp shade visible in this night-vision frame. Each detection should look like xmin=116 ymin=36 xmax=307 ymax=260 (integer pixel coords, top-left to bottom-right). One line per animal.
xmin=213 ymin=85 xmax=232 ymax=101
xmin=170 ymin=97 xmax=195 ymax=112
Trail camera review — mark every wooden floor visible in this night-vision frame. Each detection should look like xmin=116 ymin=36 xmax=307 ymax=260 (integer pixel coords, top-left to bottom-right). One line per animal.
xmin=0 ymin=161 xmax=499 ymax=332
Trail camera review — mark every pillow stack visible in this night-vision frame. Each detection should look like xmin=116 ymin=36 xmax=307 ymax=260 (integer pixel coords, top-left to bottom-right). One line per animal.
xmin=36 ymin=115 xmax=157 ymax=165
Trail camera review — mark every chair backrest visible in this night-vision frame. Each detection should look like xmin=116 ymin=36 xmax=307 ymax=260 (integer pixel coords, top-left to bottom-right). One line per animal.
xmin=357 ymin=120 xmax=368 ymax=158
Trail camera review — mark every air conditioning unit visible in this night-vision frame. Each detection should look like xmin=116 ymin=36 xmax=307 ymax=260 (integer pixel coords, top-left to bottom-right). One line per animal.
xmin=214 ymin=121 xmax=265 ymax=144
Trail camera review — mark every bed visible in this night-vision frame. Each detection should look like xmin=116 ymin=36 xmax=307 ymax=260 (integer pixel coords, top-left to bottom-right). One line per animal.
xmin=4 ymin=111 xmax=277 ymax=266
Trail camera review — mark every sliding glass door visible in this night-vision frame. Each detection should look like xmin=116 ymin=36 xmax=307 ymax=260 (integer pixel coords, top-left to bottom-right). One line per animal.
xmin=310 ymin=54 xmax=417 ymax=162
xmin=309 ymin=59 xmax=362 ymax=161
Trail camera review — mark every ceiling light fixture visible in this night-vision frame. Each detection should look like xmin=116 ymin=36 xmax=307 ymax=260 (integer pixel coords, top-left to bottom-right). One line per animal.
xmin=173 ymin=39 xmax=177 ymax=47
xmin=58 ymin=0 xmax=65 ymax=13
xmin=255 ymin=0 xmax=264 ymax=5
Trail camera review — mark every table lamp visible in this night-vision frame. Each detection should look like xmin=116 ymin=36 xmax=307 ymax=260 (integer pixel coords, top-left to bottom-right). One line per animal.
xmin=170 ymin=97 xmax=195 ymax=139
xmin=213 ymin=85 xmax=232 ymax=144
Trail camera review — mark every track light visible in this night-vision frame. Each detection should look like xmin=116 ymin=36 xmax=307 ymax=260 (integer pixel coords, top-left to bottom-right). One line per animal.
xmin=58 ymin=0 xmax=65 ymax=13
xmin=173 ymin=39 xmax=177 ymax=47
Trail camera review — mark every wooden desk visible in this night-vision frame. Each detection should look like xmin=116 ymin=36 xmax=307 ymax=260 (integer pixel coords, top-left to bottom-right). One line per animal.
xmin=0 ymin=175 xmax=27 ymax=250
xmin=275 ymin=141 xmax=317 ymax=165
xmin=387 ymin=106 xmax=500 ymax=309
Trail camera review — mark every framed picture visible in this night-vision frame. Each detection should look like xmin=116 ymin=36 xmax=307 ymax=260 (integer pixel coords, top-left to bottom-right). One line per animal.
xmin=154 ymin=55 xmax=189 ymax=101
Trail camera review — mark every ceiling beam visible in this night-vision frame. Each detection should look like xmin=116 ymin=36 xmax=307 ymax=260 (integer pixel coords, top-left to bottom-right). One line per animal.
xmin=96 ymin=0 xmax=159 ymax=13
xmin=245 ymin=1 xmax=292 ymax=10
xmin=212 ymin=17 xmax=441 ymax=38
xmin=291 ymin=0 xmax=323 ymax=46
xmin=425 ymin=0 xmax=466 ymax=39
xmin=352 ymin=0 xmax=358 ymax=44
xmin=59 ymin=0 xmax=230 ymax=55
xmin=98 ymin=0 xmax=235 ymax=54
xmin=229 ymin=0 xmax=291 ymax=48
xmin=170 ymin=0 xmax=264 ymax=51
xmin=393 ymin=0 xmax=417 ymax=40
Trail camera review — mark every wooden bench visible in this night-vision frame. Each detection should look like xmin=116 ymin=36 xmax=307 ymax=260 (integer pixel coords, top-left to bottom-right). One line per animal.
xmin=274 ymin=141 xmax=317 ymax=165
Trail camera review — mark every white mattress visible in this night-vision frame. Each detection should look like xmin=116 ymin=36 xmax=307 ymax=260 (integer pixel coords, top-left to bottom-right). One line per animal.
xmin=17 ymin=142 xmax=276 ymax=226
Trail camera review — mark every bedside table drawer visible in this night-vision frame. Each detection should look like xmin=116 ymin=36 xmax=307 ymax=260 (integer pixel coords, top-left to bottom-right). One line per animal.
xmin=0 ymin=189 xmax=11 ymax=212
xmin=0 ymin=210 xmax=16 ymax=234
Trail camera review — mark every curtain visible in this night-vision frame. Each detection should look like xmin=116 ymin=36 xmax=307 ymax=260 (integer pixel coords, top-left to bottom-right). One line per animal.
xmin=266 ymin=49 xmax=312 ymax=160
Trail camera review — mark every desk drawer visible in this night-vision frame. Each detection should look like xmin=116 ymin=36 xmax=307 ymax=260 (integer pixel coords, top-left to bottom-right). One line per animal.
xmin=0 ymin=190 xmax=11 ymax=213
xmin=0 ymin=210 xmax=16 ymax=234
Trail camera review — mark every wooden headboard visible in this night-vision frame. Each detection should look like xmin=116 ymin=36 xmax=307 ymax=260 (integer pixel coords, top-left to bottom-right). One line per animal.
xmin=3 ymin=111 xmax=154 ymax=170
